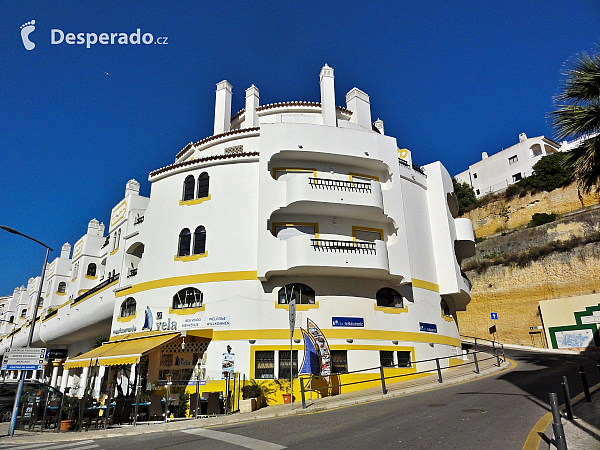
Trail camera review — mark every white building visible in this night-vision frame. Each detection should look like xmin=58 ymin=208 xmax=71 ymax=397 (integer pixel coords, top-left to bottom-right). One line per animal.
xmin=454 ymin=133 xmax=562 ymax=197
xmin=0 ymin=65 xmax=475 ymax=404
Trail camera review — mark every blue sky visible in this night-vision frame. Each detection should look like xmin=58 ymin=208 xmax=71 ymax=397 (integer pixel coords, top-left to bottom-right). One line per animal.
xmin=1 ymin=1 xmax=598 ymax=295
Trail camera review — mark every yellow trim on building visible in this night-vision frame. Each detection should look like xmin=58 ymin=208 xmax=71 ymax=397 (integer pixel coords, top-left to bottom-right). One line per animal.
xmin=115 ymin=270 xmax=258 ymax=297
xmin=397 ymin=148 xmax=409 ymax=159
xmin=173 ymin=252 xmax=208 ymax=262
xmin=110 ymin=246 xmax=120 ymax=256
xmin=117 ymin=313 xmax=137 ymax=323
xmin=85 ymin=275 xmax=98 ymax=280
xmin=78 ymin=289 xmax=89 ymax=296
xmin=441 ymin=312 xmax=454 ymax=322
xmin=56 ymin=291 xmax=66 ymax=296
xmin=275 ymin=302 xmax=319 ymax=311
xmin=352 ymin=226 xmax=384 ymax=241
xmin=211 ymin=328 xmax=461 ymax=347
xmin=110 ymin=199 xmax=127 ymax=227
xmin=374 ymin=304 xmax=408 ymax=314
xmin=179 ymin=194 xmax=212 ymax=206
xmin=348 ymin=172 xmax=380 ymax=182
xmin=272 ymin=167 xmax=317 ymax=179
xmin=70 ymin=279 xmax=119 ymax=308
xmin=71 ymin=277 xmax=77 ymax=282
xmin=168 ymin=306 xmax=206 ymax=315
xmin=271 ymin=222 xmax=320 ymax=239
xmin=411 ymin=278 xmax=440 ymax=292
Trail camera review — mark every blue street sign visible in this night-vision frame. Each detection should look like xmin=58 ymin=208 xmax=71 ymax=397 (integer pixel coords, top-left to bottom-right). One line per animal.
xmin=491 ymin=312 xmax=498 ymax=320
xmin=6 ymin=365 xmax=43 ymax=371
xmin=419 ymin=322 xmax=437 ymax=333
xmin=332 ymin=317 xmax=364 ymax=327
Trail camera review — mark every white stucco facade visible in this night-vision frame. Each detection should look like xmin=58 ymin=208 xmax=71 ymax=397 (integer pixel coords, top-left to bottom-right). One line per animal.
xmin=1 ymin=65 xmax=475 ymax=400
xmin=454 ymin=133 xmax=562 ymax=197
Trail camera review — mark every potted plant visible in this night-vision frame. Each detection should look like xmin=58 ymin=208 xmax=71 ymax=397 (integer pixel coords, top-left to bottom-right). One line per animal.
xmin=273 ymin=379 xmax=294 ymax=404
xmin=60 ymin=396 xmax=80 ymax=431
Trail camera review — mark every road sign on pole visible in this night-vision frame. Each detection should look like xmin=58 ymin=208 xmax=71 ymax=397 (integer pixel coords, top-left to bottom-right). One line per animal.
xmin=490 ymin=312 xmax=498 ymax=320
xmin=1 ymin=348 xmax=47 ymax=371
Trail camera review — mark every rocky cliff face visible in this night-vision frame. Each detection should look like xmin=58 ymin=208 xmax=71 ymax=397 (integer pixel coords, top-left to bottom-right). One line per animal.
xmin=464 ymin=183 xmax=598 ymax=238
xmin=456 ymin=187 xmax=600 ymax=347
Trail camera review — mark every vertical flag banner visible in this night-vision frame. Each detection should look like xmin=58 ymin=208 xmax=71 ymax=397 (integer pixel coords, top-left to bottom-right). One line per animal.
xmin=299 ymin=328 xmax=320 ymax=376
xmin=307 ymin=318 xmax=331 ymax=377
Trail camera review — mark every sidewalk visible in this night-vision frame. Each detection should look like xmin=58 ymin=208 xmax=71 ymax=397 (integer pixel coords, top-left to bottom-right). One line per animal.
xmin=1 ymin=351 xmax=509 ymax=445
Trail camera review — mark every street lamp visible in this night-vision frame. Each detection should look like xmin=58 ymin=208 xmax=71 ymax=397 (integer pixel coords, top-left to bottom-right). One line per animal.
xmin=1 ymin=225 xmax=53 ymax=437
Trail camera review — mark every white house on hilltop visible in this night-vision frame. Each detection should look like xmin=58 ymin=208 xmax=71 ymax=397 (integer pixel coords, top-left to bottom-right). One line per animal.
xmin=454 ymin=133 xmax=562 ymax=198
xmin=0 ymin=64 xmax=475 ymax=404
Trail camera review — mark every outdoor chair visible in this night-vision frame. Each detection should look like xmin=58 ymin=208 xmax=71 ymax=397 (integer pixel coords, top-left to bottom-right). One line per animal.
xmin=148 ymin=395 xmax=164 ymax=421
xmin=206 ymin=392 xmax=221 ymax=415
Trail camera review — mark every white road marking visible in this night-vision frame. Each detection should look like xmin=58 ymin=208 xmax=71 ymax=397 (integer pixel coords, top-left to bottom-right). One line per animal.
xmin=0 ymin=440 xmax=99 ymax=450
xmin=183 ymin=428 xmax=286 ymax=449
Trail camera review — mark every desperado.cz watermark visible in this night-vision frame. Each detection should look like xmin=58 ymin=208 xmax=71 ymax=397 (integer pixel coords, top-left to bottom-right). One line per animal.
xmin=20 ymin=19 xmax=168 ymax=50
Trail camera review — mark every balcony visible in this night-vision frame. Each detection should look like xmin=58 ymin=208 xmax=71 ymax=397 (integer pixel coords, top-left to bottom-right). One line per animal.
xmin=263 ymin=234 xmax=390 ymax=279
xmin=282 ymin=175 xmax=384 ymax=218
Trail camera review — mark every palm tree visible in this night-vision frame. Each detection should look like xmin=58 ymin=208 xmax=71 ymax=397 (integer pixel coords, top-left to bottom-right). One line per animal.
xmin=550 ymin=48 xmax=600 ymax=194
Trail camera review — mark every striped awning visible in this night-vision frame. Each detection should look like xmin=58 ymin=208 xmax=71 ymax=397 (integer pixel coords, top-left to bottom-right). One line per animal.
xmin=63 ymin=332 xmax=179 ymax=369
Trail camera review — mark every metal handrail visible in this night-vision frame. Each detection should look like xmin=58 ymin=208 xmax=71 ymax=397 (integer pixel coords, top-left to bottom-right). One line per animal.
xmin=308 ymin=177 xmax=372 ymax=193
xmin=71 ymin=274 xmax=119 ymax=306
xmin=311 ymin=239 xmax=376 ymax=253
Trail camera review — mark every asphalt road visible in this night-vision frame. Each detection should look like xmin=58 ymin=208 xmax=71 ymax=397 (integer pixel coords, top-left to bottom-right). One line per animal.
xmin=15 ymin=349 xmax=600 ymax=450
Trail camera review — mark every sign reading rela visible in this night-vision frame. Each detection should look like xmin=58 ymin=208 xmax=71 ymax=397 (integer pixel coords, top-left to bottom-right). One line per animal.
xmin=332 ymin=317 xmax=364 ymax=328
xmin=419 ymin=322 xmax=437 ymax=333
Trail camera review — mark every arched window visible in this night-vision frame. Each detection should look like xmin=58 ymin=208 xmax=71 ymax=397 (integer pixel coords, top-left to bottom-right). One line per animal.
xmin=20 ymin=309 xmax=27 ymax=318
xmin=197 ymin=172 xmax=209 ymax=198
xmin=87 ymin=263 xmax=97 ymax=277
xmin=183 ymin=175 xmax=195 ymax=201
xmin=57 ymin=282 xmax=67 ymax=294
xmin=278 ymin=284 xmax=315 ymax=305
xmin=376 ymin=288 xmax=403 ymax=308
xmin=178 ymin=229 xmax=191 ymax=256
xmin=193 ymin=226 xmax=206 ymax=254
xmin=172 ymin=287 xmax=203 ymax=309
xmin=120 ymin=297 xmax=137 ymax=317
xmin=441 ymin=299 xmax=451 ymax=316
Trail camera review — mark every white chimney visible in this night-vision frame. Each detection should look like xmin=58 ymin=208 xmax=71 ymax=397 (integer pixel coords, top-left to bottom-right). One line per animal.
xmin=61 ymin=243 xmax=71 ymax=259
xmin=319 ymin=64 xmax=336 ymax=127
xmin=373 ymin=118 xmax=384 ymax=135
xmin=214 ymin=80 xmax=233 ymax=135
xmin=482 ymin=152 xmax=488 ymax=159
xmin=88 ymin=218 xmax=100 ymax=235
xmin=345 ymin=88 xmax=372 ymax=130
xmin=126 ymin=179 xmax=140 ymax=196
xmin=245 ymin=85 xmax=260 ymax=128
xmin=519 ymin=133 xmax=527 ymax=143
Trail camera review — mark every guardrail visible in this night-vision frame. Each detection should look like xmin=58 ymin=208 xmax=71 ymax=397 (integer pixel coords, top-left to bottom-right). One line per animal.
xmin=308 ymin=177 xmax=372 ymax=193
xmin=311 ymin=239 xmax=376 ymax=253
xmin=298 ymin=341 xmax=505 ymax=409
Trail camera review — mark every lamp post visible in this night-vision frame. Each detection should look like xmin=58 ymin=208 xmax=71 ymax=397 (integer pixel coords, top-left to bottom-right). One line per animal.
xmin=1 ymin=226 xmax=52 ymax=437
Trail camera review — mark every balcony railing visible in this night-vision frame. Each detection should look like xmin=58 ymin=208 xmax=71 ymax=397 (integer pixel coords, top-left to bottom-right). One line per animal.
xmin=71 ymin=273 xmax=119 ymax=306
xmin=134 ymin=216 xmax=144 ymax=225
xmin=412 ymin=164 xmax=427 ymax=177
xmin=311 ymin=239 xmax=376 ymax=254
xmin=128 ymin=268 xmax=138 ymax=278
xmin=308 ymin=177 xmax=371 ymax=193
xmin=398 ymin=158 xmax=409 ymax=167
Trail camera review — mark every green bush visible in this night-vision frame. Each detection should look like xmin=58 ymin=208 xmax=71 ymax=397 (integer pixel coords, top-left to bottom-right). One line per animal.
xmin=529 ymin=212 xmax=558 ymax=227
xmin=452 ymin=178 xmax=477 ymax=215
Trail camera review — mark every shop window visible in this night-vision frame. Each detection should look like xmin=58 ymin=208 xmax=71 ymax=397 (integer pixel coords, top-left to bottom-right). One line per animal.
xmin=197 ymin=172 xmax=209 ymax=199
xmin=441 ymin=299 xmax=451 ymax=316
xmin=57 ymin=282 xmax=67 ymax=294
xmin=508 ymin=155 xmax=518 ymax=165
xmin=278 ymin=350 xmax=298 ymax=379
xmin=86 ymin=263 xmax=97 ymax=277
xmin=397 ymin=351 xmax=412 ymax=368
xmin=193 ymin=226 xmax=206 ymax=254
xmin=255 ymin=350 xmax=275 ymax=379
xmin=376 ymin=288 xmax=403 ymax=308
xmin=331 ymin=350 xmax=348 ymax=374
xmin=120 ymin=297 xmax=136 ymax=317
xmin=278 ymin=284 xmax=315 ymax=305
xmin=178 ymin=228 xmax=191 ymax=257
xmin=380 ymin=350 xmax=394 ymax=367
xmin=183 ymin=175 xmax=195 ymax=201
xmin=172 ymin=287 xmax=203 ymax=309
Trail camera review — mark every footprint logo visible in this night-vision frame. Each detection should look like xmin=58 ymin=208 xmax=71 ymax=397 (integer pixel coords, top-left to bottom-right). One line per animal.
xmin=20 ymin=20 xmax=36 ymax=50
